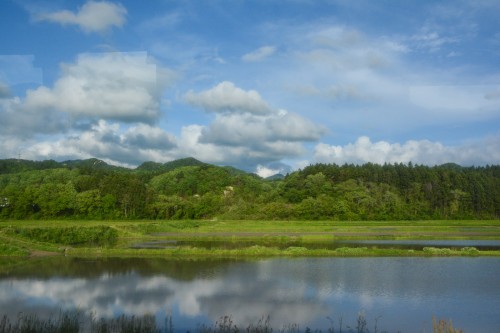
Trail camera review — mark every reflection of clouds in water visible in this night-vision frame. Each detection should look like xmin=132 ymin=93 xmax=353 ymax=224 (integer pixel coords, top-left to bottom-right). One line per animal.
xmin=2 ymin=274 xmax=175 ymax=318
xmin=0 ymin=262 xmax=330 ymax=327
xmin=0 ymin=258 xmax=499 ymax=332
xmin=0 ymin=259 xmax=423 ymax=325
xmin=173 ymin=279 xmax=225 ymax=316
xmin=0 ymin=273 xmax=231 ymax=320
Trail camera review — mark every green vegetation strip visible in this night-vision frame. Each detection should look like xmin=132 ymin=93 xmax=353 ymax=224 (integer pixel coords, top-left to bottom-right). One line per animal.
xmin=1 ymin=220 xmax=499 ymax=258
xmin=65 ymin=245 xmax=500 ymax=258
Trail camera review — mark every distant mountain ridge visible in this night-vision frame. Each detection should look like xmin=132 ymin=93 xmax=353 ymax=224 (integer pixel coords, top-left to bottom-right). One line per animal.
xmin=0 ymin=157 xmax=216 ymax=175
xmin=0 ymin=157 xmax=488 ymax=176
xmin=0 ymin=158 xmax=130 ymax=174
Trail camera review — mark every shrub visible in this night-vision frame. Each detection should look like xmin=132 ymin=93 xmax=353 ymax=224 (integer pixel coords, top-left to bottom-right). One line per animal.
xmin=460 ymin=246 xmax=479 ymax=256
xmin=334 ymin=247 xmax=368 ymax=256
xmin=423 ymin=247 xmax=452 ymax=255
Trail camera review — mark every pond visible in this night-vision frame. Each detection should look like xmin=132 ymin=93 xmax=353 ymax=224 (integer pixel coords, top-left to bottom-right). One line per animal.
xmin=0 ymin=257 xmax=499 ymax=332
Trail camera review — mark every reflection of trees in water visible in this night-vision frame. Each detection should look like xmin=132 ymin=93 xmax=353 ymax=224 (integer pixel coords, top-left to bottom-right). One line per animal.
xmin=0 ymin=257 xmax=237 ymax=280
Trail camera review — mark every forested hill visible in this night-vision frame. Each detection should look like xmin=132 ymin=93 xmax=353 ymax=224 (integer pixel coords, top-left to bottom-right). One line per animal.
xmin=0 ymin=157 xmax=205 ymax=174
xmin=0 ymin=158 xmax=498 ymax=220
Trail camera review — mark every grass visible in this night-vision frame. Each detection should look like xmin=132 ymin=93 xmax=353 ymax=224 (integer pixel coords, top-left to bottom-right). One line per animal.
xmin=0 ymin=311 xmax=159 ymax=333
xmin=0 ymin=311 xmax=464 ymax=333
xmin=1 ymin=219 xmax=499 ymax=258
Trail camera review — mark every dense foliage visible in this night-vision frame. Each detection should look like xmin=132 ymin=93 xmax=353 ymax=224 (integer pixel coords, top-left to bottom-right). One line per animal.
xmin=0 ymin=158 xmax=498 ymax=220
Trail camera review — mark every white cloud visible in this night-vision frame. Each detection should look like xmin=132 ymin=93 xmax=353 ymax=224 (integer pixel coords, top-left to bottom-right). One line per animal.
xmin=184 ymin=81 xmax=272 ymax=115
xmin=242 ymin=46 xmax=276 ymax=62
xmin=177 ymin=124 xmax=305 ymax=169
xmin=23 ymin=120 xmax=178 ymax=167
xmin=37 ymin=1 xmax=127 ymax=33
xmin=314 ymin=136 xmax=500 ymax=166
xmin=181 ymin=82 xmax=326 ymax=169
xmin=23 ymin=52 xmax=173 ymax=124
xmin=123 ymin=124 xmax=177 ymax=150
xmin=0 ymin=96 xmax=70 ymax=136
xmin=255 ymin=163 xmax=289 ymax=178
xmin=200 ymin=111 xmax=324 ymax=146
xmin=409 ymin=85 xmax=500 ymax=117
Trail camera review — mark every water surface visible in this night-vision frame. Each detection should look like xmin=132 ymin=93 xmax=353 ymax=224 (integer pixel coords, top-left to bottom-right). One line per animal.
xmin=0 ymin=257 xmax=499 ymax=332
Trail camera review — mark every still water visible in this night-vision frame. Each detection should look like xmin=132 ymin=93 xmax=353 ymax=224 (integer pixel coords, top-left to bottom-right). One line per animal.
xmin=0 ymin=257 xmax=499 ymax=332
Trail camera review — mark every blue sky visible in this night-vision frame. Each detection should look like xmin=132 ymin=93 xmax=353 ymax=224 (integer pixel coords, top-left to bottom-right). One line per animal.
xmin=0 ymin=0 xmax=499 ymax=176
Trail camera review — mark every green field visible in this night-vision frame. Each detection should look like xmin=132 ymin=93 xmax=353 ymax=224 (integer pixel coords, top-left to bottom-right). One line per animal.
xmin=1 ymin=219 xmax=499 ymax=258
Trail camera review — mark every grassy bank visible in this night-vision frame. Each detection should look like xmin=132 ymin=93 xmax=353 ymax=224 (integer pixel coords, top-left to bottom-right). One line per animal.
xmin=1 ymin=219 xmax=499 ymax=258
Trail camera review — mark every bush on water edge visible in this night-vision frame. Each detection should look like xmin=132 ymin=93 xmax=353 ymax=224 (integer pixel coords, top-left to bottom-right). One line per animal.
xmin=423 ymin=247 xmax=480 ymax=256
xmin=0 ymin=311 xmax=463 ymax=333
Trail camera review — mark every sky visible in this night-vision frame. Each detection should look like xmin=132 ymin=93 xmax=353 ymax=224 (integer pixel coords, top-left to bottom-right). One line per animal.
xmin=0 ymin=0 xmax=499 ymax=176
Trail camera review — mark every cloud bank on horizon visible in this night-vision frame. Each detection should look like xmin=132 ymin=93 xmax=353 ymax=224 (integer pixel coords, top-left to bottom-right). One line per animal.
xmin=0 ymin=0 xmax=499 ymax=176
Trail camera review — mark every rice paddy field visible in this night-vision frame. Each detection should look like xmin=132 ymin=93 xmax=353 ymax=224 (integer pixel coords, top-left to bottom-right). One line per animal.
xmin=1 ymin=219 xmax=499 ymax=258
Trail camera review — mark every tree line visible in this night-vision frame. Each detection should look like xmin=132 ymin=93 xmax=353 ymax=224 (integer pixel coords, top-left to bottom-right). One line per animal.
xmin=0 ymin=158 xmax=498 ymax=220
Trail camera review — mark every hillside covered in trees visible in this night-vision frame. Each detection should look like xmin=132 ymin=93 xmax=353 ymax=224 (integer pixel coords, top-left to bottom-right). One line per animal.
xmin=0 ymin=158 xmax=498 ymax=220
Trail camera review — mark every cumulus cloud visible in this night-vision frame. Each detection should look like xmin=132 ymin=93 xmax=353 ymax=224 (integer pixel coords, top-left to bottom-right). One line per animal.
xmin=199 ymin=110 xmax=324 ymax=147
xmin=242 ymin=46 xmax=276 ymax=62
xmin=0 ymin=52 xmax=174 ymax=146
xmin=123 ymin=124 xmax=177 ymax=150
xmin=36 ymin=1 xmax=127 ymax=33
xmin=181 ymin=82 xmax=326 ymax=170
xmin=314 ymin=136 xmax=500 ymax=166
xmin=177 ymin=124 xmax=304 ymax=169
xmin=184 ymin=81 xmax=272 ymax=115
xmin=0 ymin=97 xmax=70 ymax=137
xmin=23 ymin=52 xmax=173 ymax=124
xmin=22 ymin=120 xmax=178 ymax=167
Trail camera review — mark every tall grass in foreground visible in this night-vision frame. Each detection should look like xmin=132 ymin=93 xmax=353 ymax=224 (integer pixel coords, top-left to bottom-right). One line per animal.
xmin=432 ymin=317 xmax=463 ymax=333
xmin=0 ymin=311 xmax=463 ymax=333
